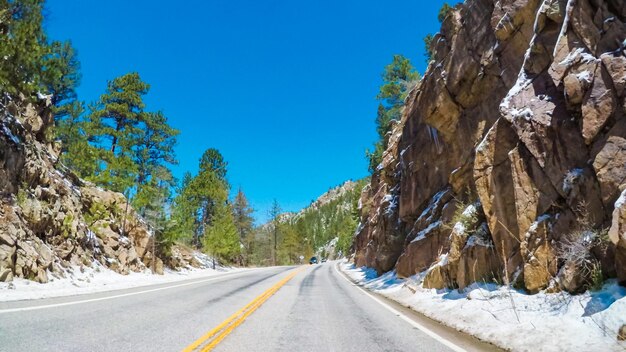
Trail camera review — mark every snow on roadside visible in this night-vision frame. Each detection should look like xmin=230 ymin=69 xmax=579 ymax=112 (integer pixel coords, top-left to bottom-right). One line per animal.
xmin=340 ymin=261 xmax=626 ymax=352
xmin=0 ymin=259 xmax=243 ymax=302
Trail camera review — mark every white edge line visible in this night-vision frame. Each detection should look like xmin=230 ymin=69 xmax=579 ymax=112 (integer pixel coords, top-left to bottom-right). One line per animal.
xmin=0 ymin=271 xmax=247 ymax=314
xmin=334 ymin=262 xmax=467 ymax=352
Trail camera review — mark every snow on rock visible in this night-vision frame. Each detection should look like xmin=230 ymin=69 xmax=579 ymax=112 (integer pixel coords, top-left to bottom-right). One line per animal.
xmin=562 ymin=168 xmax=584 ymax=194
xmin=499 ymin=71 xmax=532 ymax=111
xmin=410 ymin=220 xmax=442 ymax=243
xmin=510 ymin=107 xmax=534 ymax=121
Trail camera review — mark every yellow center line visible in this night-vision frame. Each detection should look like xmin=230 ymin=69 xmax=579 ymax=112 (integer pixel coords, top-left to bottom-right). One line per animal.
xmin=182 ymin=266 xmax=306 ymax=352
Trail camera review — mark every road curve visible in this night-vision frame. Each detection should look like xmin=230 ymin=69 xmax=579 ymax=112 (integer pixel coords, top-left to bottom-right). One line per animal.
xmin=0 ymin=263 xmax=500 ymax=351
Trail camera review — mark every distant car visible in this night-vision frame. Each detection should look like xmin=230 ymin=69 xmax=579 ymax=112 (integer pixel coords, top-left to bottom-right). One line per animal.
xmin=309 ymin=256 xmax=318 ymax=264
xmin=321 ymin=258 xmax=328 ymax=263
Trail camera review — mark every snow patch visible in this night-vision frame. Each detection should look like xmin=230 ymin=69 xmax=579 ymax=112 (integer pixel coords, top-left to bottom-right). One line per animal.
xmin=500 ymin=71 xmax=532 ymax=111
xmin=0 ymin=260 xmax=241 ymax=302
xmin=341 ymin=261 xmax=626 ymax=352
xmin=510 ymin=107 xmax=534 ymax=121
xmin=1 ymin=122 xmax=20 ymax=144
xmin=615 ymin=190 xmax=626 ymax=210
xmin=563 ymin=168 xmax=584 ymax=194
xmin=553 ymin=0 xmax=576 ymax=58
xmin=411 ymin=221 xmax=442 ymax=243
xmin=417 ymin=189 xmax=448 ymax=224
xmin=576 ymin=70 xmax=593 ymax=84
xmin=528 ymin=214 xmax=552 ymax=233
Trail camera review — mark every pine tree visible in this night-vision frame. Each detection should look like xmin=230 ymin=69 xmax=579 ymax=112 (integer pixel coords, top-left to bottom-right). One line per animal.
xmin=132 ymin=111 xmax=179 ymax=216
xmin=168 ymin=149 xmax=229 ymax=248
xmin=0 ymin=1 xmax=80 ymax=107
xmin=203 ymin=204 xmax=241 ymax=264
xmin=199 ymin=148 xmax=227 ymax=181
xmin=87 ymin=73 xmax=149 ymax=192
xmin=438 ymin=3 xmax=453 ymax=23
xmin=268 ymin=199 xmax=281 ymax=265
xmin=188 ymin=169 xmax=228 ymax=247
xmin=56 ymin=101 xmax=100 ymax=176
xmin=232 ymin=188 xmax=254 ymax=265
xmin=377 ymin=55 xmax=419 ymax=119
xmin=196 ymin=148 xmax=229 ymax=235
xmin=424 ymin=3 xmax=453 ymax=64
xmin=424 ymin=34 xmax=434 ymax=63
xmin=278 ymin=222 xmax=300 ymax=264
xmin=168 ymin=172 xmax=196 ymax=244
xmin=0 ymin=0 xmax=47 ymax=97
xmin=43 ymin=40 xmax=81 ymax=119
xmin=366 ymin=55 xmax=419 ymax=173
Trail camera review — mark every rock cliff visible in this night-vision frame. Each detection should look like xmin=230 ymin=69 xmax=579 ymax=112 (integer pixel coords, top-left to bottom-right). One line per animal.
xmin=0 ymin=95 xmax=199 ymax=283
xmin=354 ymin=0 xmax=626 ymax=293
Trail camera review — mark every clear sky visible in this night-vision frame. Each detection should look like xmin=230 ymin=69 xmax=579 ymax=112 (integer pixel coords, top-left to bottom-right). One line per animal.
xmin=44 ymin=0 xmax=456 ymax=223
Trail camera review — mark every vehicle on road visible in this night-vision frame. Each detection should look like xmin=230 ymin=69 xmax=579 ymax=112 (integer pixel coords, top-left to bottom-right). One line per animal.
xmin=321 ymin=258 xmax=327 ymax=263
xmin=309 ymin=257 xmax=318 ymax=264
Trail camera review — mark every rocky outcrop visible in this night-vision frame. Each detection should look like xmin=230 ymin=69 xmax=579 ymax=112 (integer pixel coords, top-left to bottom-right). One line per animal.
xmin=354 ymin=0 xmax=626 ymax=293
xmin=0 ymin=96 xmax=196 ymax=283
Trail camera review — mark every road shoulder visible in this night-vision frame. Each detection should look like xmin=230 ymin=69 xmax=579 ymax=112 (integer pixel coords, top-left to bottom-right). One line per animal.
xmin=335 ymin=262 xmax=503 ymax=352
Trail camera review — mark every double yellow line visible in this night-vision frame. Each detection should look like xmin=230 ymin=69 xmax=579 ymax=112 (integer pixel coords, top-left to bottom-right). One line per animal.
xmin=182 ymin=267 xmax=305 ymax=352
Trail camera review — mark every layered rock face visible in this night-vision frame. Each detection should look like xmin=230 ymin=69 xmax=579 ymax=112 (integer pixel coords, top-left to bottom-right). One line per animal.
xmin=354 ymin=0 xmax=626 ymax=293
xmin=0 ymin=96 xmax=194 ymax=283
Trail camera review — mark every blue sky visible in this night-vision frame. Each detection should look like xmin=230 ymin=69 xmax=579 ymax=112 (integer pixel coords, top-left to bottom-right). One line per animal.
xmin=45 ymin=0 xmax=455 ymax=222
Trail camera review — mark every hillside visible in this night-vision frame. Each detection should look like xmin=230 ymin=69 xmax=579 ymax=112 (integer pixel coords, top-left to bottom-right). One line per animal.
xmin=0 ymin=96 xmax=201 ymax=283
xmin=290 ymin=179 xmax=365 ymax=258
xmin=252 ymin=179 xmax=366 ymax=265
xmin=354 ymin=0 xmax=626 ymax=295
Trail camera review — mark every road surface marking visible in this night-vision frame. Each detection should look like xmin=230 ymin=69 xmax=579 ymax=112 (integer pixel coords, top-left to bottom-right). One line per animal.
xmin=0 ymin=271 xmax=250 ymax=314
xmin=183 ymin=266 xmax=305 ymax=352
xmin=334 ymin=263 xmax=467 ymax=352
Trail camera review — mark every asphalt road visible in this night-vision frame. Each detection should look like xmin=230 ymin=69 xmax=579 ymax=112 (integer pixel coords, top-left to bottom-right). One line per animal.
xmin=0 ymin=263 xmax=500 ymax=352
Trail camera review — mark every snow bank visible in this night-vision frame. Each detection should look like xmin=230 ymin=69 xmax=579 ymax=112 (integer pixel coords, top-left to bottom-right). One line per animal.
xmin=341 ymin=261 xmax=626 ymax=352
xmin=0 ymin=261 xmax=242 ymax=302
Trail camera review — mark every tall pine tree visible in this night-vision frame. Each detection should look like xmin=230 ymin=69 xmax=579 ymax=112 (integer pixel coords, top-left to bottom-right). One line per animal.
xmin=132 ymin=110 xmax=179 ymax=216
xmin=88 ymin=72 xmax=149 ymax=192
xmin=232 ymin=188 xmax=254 ymax=265
xmin=366 ymin=55 xmax=419 ymax=173
xmin=203 ymin=203 xmax=241 ymax=265
xmin=168 ymin=149 xmax=229 ymax=248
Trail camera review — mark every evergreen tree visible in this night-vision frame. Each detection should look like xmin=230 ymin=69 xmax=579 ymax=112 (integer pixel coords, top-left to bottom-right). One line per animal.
xmin=424 ymin=34 xmax=434 ymax=63
xmin=43 ymin=40 xmax=81 ymax=119
xmin=195 ymin=148 xmax=229 ymax=240
xmin=278 ymin=222 xmax=300 ymax=264
xmin=377 ymin=55 xmax=419 ymax=122
xmin=249 ymin=225 xmax=272 ymax=266
xmin=168 ymin=172 xmax=196 ymax=244
xmin=0 ymin=0 xmax=81 ymax=115
xmin=56 ymin=101 xmax=100 ymax=176
xmin=88 ymin=72 xmax=149 ymax=192
xmin=438 ymin=2 xmax=453 ymax=23
xmin=0 ymin=0 xmax=47 ymax=97
xmin=366 ymin=55 xmax=419 ymax=173
xmin=132 ymin=111 xmax=179 ymax=215
xmin=203 ymin=204 xmax=241 ymax=264
xmin=168 ymin=149 xmax=229 ymax=248
xmin=424 ymin=3 xmax=453 ymax=64
xmin=199 ymin=148 xmax=227 ymax=181
xmin=232 ymin=188 xmax=254 ymax=265
xmin=268 ymin=199 xmax=281 ymax=265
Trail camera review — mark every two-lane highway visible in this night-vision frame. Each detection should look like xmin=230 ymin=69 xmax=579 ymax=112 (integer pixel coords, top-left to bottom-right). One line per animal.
xmin=0 ymin=263 xmax=500 ymax=351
